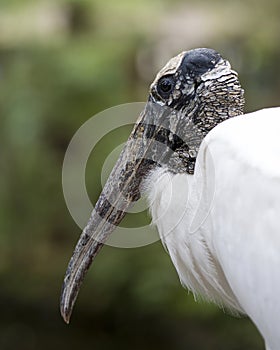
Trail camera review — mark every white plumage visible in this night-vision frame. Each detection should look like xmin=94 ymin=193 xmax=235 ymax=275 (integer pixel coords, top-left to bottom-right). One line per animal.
xmin=146 ymin=107 xmax=280 ymax=350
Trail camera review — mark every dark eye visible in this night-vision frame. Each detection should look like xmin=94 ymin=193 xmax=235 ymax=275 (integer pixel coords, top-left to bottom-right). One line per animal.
xmin=157 ymin=76 xmax=174 ymax=98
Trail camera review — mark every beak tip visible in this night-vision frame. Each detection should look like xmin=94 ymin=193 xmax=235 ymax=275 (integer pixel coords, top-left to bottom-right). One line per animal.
xmin=64 ymin=316 xmax=71 ymax=325
xmin=60 ymin=301 xmax=72 ymax=324
xmin=60 ymin=282 xmax=73 ymax=324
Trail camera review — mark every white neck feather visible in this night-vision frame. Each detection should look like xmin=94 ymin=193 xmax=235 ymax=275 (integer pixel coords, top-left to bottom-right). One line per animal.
xmin=143 ymin=167 xmax=244 ymax=313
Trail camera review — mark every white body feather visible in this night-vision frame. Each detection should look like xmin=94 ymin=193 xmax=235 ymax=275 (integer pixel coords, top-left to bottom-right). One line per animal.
xmin=145 ymin=107 xmax=280 ymax=350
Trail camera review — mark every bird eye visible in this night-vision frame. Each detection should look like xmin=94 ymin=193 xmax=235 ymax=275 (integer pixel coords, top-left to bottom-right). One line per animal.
xmin=157 ymin=76 xmax=174 ymax=98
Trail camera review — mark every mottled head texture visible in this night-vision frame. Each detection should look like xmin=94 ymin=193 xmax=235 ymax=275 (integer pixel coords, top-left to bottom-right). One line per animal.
xmin=146 ymin=48 xmax=245 ymax=173
xmin=60 ymin=48 xmax=245 ymax=323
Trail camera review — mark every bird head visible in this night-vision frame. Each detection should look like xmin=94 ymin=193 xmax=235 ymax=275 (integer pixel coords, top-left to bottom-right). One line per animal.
xmin=60 ymin=48 xmax=244 ymax=323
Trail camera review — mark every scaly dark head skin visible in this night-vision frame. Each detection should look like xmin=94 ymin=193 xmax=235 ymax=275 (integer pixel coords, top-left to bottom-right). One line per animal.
xmin=60 ymin=48 xmax=245 ymax=323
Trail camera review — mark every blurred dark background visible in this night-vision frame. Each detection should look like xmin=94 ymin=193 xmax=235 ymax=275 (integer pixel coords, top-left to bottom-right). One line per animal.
xmin=0 ymin=0 xmax=279 ymax=349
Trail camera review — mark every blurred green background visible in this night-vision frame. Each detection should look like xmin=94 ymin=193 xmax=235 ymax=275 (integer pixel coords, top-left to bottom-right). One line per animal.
xmin=0 ymin=0 xmax=279 ymax=349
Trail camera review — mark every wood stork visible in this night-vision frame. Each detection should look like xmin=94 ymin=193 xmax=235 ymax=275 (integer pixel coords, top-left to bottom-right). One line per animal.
xmin=60 ymin=48 xmax=280 ymax=350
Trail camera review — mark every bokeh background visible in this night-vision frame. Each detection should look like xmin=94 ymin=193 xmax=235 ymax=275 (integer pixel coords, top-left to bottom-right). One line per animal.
xmin=1 ymin=0 xmax=280 ymax=349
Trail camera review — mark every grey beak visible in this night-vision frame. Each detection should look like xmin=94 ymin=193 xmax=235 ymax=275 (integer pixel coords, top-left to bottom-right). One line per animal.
xmin=60 ymin=102 xmax=174 ymax=323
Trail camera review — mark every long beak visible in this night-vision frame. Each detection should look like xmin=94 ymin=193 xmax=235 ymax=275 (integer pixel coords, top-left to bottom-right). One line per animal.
xmin=60 ymin=102 xmax=176 ymax=323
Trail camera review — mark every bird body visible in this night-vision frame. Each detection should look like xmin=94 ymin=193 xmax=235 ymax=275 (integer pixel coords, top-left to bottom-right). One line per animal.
xmin=61 ymin=48 xmax=280 ymax=349
xmin=146 ymin=107 xmax=280 ymax=350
